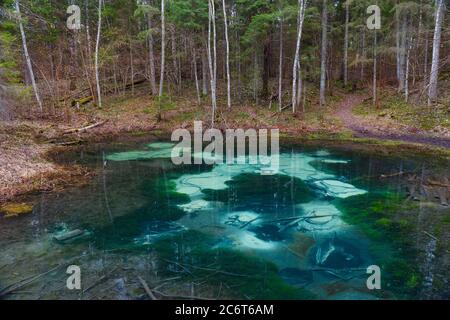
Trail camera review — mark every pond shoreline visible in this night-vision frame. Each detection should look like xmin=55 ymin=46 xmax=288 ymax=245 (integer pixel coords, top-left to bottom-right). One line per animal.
xmin=1 ymin=119 xmax=450 ymax=210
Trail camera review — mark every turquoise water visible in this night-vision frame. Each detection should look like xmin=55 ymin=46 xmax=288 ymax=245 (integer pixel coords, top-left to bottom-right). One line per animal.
xmin=1 ymin=138 xmax=449 ymax=300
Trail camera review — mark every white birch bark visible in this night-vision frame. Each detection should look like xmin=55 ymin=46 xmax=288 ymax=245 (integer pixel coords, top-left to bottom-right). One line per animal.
xmin=95 ymin=0 xmax=103 ymax=108
xmin=292 ymin=0 xmax=307 ymax=112
xmin=222 ymin=0 xmax=231 ymax=109
xmin=428 ymin=0 xmax=444 ymax=105
xmin=16 ymin=0 xmax=43 ymax=112
xmin=207 ymin=0 xmax=217 ymax=127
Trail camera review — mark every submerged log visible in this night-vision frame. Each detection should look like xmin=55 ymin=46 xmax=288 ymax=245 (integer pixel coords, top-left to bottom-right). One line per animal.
xmin=53 ymin=229 xmax=85 ymax=242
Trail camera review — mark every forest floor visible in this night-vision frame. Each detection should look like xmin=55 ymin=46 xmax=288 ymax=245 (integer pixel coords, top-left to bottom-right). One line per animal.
xmin=335 ymin=93 xmax=450 ymax=149
xmin=1 ymin=86 xmax=450 ymax=204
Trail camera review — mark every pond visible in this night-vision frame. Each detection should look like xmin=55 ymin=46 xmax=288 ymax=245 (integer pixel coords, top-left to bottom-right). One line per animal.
xmin=1 ymin=136 xmax=449 ymax=300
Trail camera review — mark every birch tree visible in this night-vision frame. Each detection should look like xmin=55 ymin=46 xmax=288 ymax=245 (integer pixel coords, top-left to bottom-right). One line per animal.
xmin=95 ymin=0 xmax=103 ymax=108
xmin=428 ymin=0 xmax=444 ymax=105
xmin=15 ymin=0 xmax=43 ymax=112
xmin=207 ymin=0 xmax=217 ymax=126
xmin=222 ymin=0 xmax=231 ymax=109
xmin=319 ymin=0 xmax=327 ymax=107
xmin=292 ymin=0 xmax=307 ymax=113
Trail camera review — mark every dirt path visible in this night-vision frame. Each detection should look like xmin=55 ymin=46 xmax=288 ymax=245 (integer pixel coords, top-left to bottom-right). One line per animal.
xmin=336 ymin=94 xmax=450 ymax=149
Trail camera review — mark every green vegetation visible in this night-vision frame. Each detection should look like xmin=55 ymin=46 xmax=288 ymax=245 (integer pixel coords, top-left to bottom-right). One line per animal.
xmin=354 ymin=92 xmax=450 ymax=130
xmin=334 ymin=192 xmax=423 ymax=296
xmin=0 ymin=202 xmax=33 ymax=218
xmin=153 ymin=230 xmax=316 ymax=299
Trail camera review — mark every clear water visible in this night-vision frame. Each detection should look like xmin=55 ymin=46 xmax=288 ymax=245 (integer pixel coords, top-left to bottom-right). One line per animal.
xmin=1 ymin=137 xmax=449 ymax=300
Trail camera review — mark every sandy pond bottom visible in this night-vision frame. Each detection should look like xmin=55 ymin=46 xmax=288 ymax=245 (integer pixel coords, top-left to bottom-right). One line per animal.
xmin=0 ymin=140 xmax=449 ymax=300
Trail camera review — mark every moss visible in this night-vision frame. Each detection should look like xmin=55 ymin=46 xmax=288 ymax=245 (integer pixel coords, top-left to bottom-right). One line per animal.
xmin=0 ymin=203 xmax=33 ymax=218
xmin=333 ymin=192 xmax=423 ymax=297
xmin=354 ymin=93 xmax=450 ymax=130
xmin=375 ymin=218 xmax=393 ymax=229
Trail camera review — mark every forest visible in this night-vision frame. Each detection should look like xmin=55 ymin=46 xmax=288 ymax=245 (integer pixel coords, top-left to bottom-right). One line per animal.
xmin=0 ymin=0 xmax=450 ymax=302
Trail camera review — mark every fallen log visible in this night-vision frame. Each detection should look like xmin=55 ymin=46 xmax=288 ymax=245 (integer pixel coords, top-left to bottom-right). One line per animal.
xmin=71 ymin=96 xmax=94 ymax=108
xmin=52 ymin=140 xmax=84 ymax=146
xmin=63 ymin=120 xmax=108 ymax=135
xmin=53 ymin=229 xmax=86 ymax=241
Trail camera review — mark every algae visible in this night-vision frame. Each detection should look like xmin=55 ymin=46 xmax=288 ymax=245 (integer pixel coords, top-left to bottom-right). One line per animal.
xmin=0 ymin=203 xmax=33 ymax=218
xmin=152 ymin=230 xmax=317 ymax=299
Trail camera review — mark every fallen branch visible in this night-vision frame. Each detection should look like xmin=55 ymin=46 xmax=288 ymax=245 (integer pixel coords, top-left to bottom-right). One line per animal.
xmin=0 ymin=253 xmax=87 ymax=297
xmin=138 ymin=276 xmax=158 ymax=300
xmin=151 ymin=289 xmax=212 ymax=301
xmin=426 ymin=180 xmax=450 ymax=188
xmin=423 ymin=231 xmax=438 ymax=241
xmin=239 ymin=217 xmax=260 ymax=229
xmin=63 ymin=120 xmax=108 ymax=135
xmin=268 ymin=214 xmax=337 ymax=224
xmin=0 ymin=264 xmax=61 ymax=297
xmin=163 ymin=259 xmax=260 ymax=279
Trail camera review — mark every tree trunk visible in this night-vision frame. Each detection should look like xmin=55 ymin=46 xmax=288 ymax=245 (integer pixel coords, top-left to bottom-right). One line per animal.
xmin=95 ymin=0 xmax=103 ymax=108
xmin=147 ymin=13 xmax=157 ymax=95
xmin=171 ymin=26 xmax=179 ymax=90
xmin=319 ymin=0 xmax=327 ymax=107
xmin=373 ymin=30 xmax=377 ymax=107
xmin=395 ymin=4 xmax=401 ymax=91
xmin=222 ymin=0 xmax=231 ymax=109
xmin=405 ymin=36 xmax=413 ymax=102
xmin=16 ymin=0 xmax=43 ymax=112
xmin=192 ymin=45 xmax=201 ymax=105
xmin=159 ymin=0 xmax=166 ymax=97
xmin=207 ymin=0 xmax=217 ymax=127
xmin=262 ymin=37 xmax=271 ymax=99
xmin=292 ymin=0 xmax=306 ymax=113
xmin=278 ymin=14 xmax=283 ymax=112
xmin=361 ymin=29 xmax=365 ymax=81
xmin=202 ymin=41 xmax=208 ymax=96
xmin=343 ymin=0 xmax=349 ymax=86
xmin=428 ymin=0 xmax=444 ymax=105
xmin=398 ymin=14 xmax=407 ymax=93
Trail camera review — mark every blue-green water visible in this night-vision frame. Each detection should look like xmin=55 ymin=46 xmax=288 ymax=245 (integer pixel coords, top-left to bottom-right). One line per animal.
xmin=1 ymin=138 xmax=449 ymax=300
